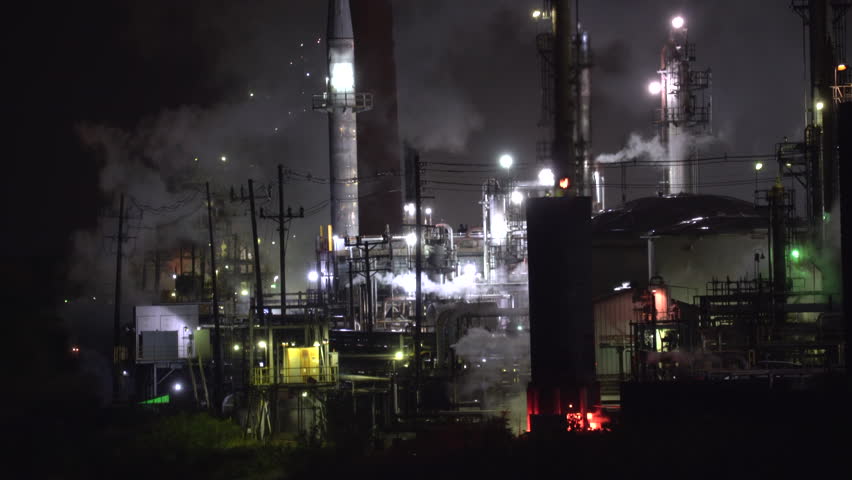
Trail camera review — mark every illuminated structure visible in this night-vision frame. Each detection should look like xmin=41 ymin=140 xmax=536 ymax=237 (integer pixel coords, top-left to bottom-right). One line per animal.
xmin=653 ymin=15 xmax=712 ymax=194
xmin=313 ymin=0 xmax=373 ymax=238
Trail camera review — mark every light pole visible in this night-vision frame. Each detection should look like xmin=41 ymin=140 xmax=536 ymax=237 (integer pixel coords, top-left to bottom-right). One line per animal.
xmin=754 ymin=162 xmax=763 ymax=193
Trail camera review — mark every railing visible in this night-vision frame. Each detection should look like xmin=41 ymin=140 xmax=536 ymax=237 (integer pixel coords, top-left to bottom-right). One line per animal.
xmin=311 ymin=92 xmax=373 ymax=112
xmin=251 ymin=366 xmax=339 ymax=386
xmin=832 ymin=84 xmax=852 ymax=104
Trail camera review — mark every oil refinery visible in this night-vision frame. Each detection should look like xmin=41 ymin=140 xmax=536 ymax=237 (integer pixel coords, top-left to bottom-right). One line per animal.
xmin=58 ymin=0 xmax=852 ymax=449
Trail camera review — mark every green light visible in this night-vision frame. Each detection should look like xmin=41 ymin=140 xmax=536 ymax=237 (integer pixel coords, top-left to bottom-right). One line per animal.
xmin=270 ymin=284 xmax=277 ymax=289
xmin=791 ymin=248 xmax=801 ymax=260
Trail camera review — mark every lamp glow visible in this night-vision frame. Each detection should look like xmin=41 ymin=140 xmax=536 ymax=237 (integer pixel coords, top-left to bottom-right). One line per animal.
xmin=499 ymin=153 xmax=514 ymax=169
xmin=671 ymin=16 xmax=685 ymax=29
xmin=511 ymin=190 xmax=524 ymax=205
xmin=538 ymin=168 xmax=555 ymax=186
xmin=648 ymin=81 xmax=662 ymax=95
xmin=405 ymin=232 xmax=417 ymax=247
xmin=755 ymin=162 xmax=764 ymax=171
xmin=307 ymin=271 xmax=319 ymax=282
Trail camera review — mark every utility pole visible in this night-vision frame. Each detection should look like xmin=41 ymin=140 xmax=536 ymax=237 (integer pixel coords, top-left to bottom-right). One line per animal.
xmin=278 ymin=165 xmax=286 ymax=312
xmin=259 ymin=165 xmax=304 ymax=317
xmin=414 ymin=147 xmax=423 ymax=407
xmin=344 ymin=235 xmax=389 ymax=332
xmin=113 ymin=193 xmax=125 ymax=401
xmin=248 ymin=180 xmax=265 ymax=328
xmin=206 ymin=182 xmax=223 ymax=414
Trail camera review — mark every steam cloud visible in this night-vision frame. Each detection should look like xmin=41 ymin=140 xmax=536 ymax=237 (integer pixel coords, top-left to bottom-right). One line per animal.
xmin=595 ymin=133 xmax=666 ymax=164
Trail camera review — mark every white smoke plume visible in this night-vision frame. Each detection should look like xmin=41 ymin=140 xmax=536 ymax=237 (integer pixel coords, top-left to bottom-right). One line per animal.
xmin=595 ymin=133 xmax=666 ymax=164
xmin=451 ymin=327 xmax=530 ymax=435
xmin=372 ymin=270 xmax=479 ymax=298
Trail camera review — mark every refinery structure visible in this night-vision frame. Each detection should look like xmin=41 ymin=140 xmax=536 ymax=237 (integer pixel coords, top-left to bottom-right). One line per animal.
xmin=82 ymin=0 xmax=852 ymax=441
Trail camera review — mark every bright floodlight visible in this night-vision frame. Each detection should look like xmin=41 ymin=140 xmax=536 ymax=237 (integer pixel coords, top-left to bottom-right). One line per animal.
xmin=511 ymin=190 xmax=524 ymax=205
xmin=755 ymin=162 xmax=764 ymax=171
xmin=538 ymin=167 xmax=555 ymax=187
xmin=240 ymin=289 xmax=249 ymax=296
xmin=499 ymin=153 xmax=514 ymax=169
xmin=648 ymin=81 xmax=662 ymax=95
xmin=463 ymin=263 xmax=477 ymax=276
xmin=671 ymin=16 xmax=685 ymax=29
xmin=330 ymin=62 xmax=355 ymax=91
xmin=531 ymin=9 xmax=542 ymax=19
xmin=173 ymin=383 xmax=182 ymax=392
xmin=394 ymin=351 xmax=404 ymax=361
xmin=307 ymin=271 xmax=319 ymax=282
xmin=816 ymin=101 xmax=825 ymax=111
xmin=405 ymin=232 xmax=417 ymax=247
xmin=425 ymin=207 xmax=433 ymax=216
xmin=404 ymin=203 xmax=415 ymax=215
xmin=233 ymin=344 xmax=240 ymax=351
xmin=258 ymin=340 xmax=267 ymax=349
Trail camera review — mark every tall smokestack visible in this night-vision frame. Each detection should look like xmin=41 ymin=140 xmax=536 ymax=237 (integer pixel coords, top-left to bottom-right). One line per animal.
xmin=314 ymin=0 xmax=372 ymax=238
xmin=351 ymin=0 xmax=403 ymax=234
xmin=553 ymin=0 xmax=577 ymax=191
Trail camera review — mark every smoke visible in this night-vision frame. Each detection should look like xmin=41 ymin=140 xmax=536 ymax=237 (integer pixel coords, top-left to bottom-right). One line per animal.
xmin=595 ymin=133 xmax=666 ymax=164
xmin=373 ymin=270 xmax=478 ymax=298
xmin=451 ymin=327 xmax=530 ymax=435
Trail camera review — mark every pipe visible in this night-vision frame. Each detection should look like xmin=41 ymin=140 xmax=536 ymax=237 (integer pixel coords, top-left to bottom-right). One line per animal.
xmin=435 ymin=223 xmax=454 ymax=251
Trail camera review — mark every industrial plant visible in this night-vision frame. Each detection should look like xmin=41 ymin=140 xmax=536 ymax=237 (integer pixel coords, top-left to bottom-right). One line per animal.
xmin=75 ymin=0 xmax=852 ymax=446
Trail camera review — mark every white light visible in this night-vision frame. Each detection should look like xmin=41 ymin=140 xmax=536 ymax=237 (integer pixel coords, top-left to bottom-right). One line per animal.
xmin=313 ymin=341 xmax=321 ymax=347
xmin=273 ymin=275 xmax=279 ymax=282
xmin=463 ymin=263 xmax=477 ymax=277
xmin=816 ymin=101 xmax=825 ymax=111
xmin=404 ymin=203 xmax=415 ymax=215
xmin=531 ymin=9 xmax=542 ymax=19
xmin=221 ymin=156 xmax=227 ymax=162
xmin=671 ymin=16 xmax=685 ymax=29
xmin=499 ymin=153 xmax=514 ymax=169
xmin=302 ymin=391 xmax=308 ymax=397
xmin=240 ymin=289 xmax=249 ymax=296
xmin=538 ymin=168 xmax=555 ymax=187
xmin=517 ymin=325 xmax=523 ymax=331
xmin=259 ymin=361 xmax=264 ymax=367
xmin=511 ymin=190 xmax=524 ymax=205
xmin=122 ymin=370 xmax=128 ymax=376
xmin=394 ymin=351 xmax=404 ymax=361
xmin=173 ymin=383 xmax=182 ymax=392
xmin=172 ymin=273 xmax=177 ymax=279
xmin=425 ymin=207 xmax=433 ymax=216
xmin=330 ymin=62 xmax=354 ymax=91
xmin=258 ymin=340 xmax=267 ymax=349
xmin=307 ymin=271 xmax=319 ymax=282
xmin=648 ymin=81 xmax=662 ymax=95
xmin=405 ymin=233 xmax=417 ymax=247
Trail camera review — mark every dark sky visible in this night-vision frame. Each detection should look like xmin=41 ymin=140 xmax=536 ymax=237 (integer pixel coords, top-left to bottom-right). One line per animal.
xmin=7 ymin=1 xmax=846 ymax=310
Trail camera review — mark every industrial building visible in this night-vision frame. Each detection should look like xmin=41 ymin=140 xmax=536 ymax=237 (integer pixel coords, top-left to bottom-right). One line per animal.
xmin=109 ymin=0 xmax=851 ymax=441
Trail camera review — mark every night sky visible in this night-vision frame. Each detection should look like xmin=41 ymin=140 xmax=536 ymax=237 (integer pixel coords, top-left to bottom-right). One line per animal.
xmin=8 ymin=0 xmax=847 ymax=313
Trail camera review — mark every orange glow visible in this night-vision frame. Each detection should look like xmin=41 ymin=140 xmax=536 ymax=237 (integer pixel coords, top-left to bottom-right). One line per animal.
xmin=839 ymin=64 xmax=847 ymax=71
xmin=558 ymin=177 xmax=571 ymax=189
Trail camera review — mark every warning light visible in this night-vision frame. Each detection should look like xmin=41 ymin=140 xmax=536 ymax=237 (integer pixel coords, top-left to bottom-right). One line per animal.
xmin=558 ymin=177 xmax=571 ymax=189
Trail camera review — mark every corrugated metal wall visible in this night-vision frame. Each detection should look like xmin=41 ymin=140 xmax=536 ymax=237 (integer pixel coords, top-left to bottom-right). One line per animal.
xmin=594 ymin=290 xmax=635 ymax=379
